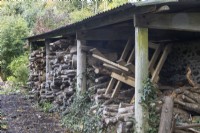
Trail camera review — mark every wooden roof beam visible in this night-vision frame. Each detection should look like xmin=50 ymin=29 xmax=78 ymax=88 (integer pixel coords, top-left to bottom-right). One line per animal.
xmin=135 ymin=13 xmax=200 ymax=32
xmin=77 ymin=27 xmax=134 ymax=40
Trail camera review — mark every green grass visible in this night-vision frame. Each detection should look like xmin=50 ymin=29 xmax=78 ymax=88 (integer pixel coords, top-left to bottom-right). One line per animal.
xmin=38 ymin=101 xmax=53 ymax=113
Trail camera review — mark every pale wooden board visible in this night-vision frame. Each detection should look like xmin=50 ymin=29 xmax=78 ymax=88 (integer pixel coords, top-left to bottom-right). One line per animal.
xmin=92 ymin=54 xmax=129 ymax=72
xmin=105 ymin=78 xmax=117 ymax=95
xmin=151 ymin=45 xmax=171 ymax=83
xmin=111 ymin=72 xmax=135 ymax=87
xmin=111 ymin=81 xmax=123 ymax=98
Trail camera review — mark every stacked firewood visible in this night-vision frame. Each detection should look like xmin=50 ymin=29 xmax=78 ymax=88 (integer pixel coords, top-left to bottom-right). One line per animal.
xmin=27 ymin=47 xmax=46 ymax=98
xmin=158 ymin=68 xmax=200 ymax=133
xmin=46 ymin=39 xmax=77 ymax=111
xmin=172 ymin=86 xmax=200 ymax=133
xmin=83 ymin=46 xmax=135 ymax=132
xmin=89 ymin=86 xmax=134 ymax=133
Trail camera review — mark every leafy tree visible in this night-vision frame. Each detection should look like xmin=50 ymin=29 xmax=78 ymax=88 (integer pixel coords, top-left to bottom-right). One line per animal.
xmin=7 ymin=53 xmax=29 ymax=85
xmin=70 ymin=8 xmax=94 ymax=23
xmin=0 ymin=16 xmax=28 ymax=79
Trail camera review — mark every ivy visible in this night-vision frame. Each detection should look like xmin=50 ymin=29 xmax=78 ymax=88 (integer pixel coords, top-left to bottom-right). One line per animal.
xmin=62 ymin=90 xmax=103 ymax=133
xmin=141 ymin=78 xmax=159 ymax=133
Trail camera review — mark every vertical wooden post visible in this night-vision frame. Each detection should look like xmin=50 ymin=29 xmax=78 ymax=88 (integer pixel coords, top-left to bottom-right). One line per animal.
xmin=135 ymin=27 xmax=149 ymax=133
xmin=45 ymin=39 xmax=50 ymax=82
xmin=29 ymin=41 xmax=33 ymax=52
xmin=76 ymin=34 xmax=86 ymax=95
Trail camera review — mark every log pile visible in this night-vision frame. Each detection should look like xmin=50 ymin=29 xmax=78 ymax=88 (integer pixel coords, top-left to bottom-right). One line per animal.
xmin=46 ymin=39 xmax=76 ymax=111
xmin=27 ymin=38 xmax=77 ymax=112
xmin=158 ymin=68 xmax=200 ymax=133
xmin=172 ymin=86 xmax=200 ymax=133
xmin=84 ymin=46 xmax=135 ymax=132
xmin=89 ymin=86 xmax=134 ymax=133
xmin=27 ymin=47 xmax=46 ymax=99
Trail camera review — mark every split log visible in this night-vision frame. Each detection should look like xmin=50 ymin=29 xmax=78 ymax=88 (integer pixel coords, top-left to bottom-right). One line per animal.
xmin=101 ymin=99 xmax=114 ymax=106
xmin=103 ymin=110 xmax=117 ymax=117
xmin=174 ymin=129 xmax=190 ymax=133
xmin=89 ymin=105 xmax=98 ymax=114
xmin=174 ymin=99 xmax=200 ymax=114
xmin=104 ymin=107 xmax=118 ymax=112
xmin=117 ymin=122 xmax=126 ymax=133
xmin=184 ymin=90 xmax=200 ymax=103
xmin=104 ymin=117 xmax=117 ymax=125
xmin=92 ymin=65 xmax=111 ymax=75
xmin=88 ymin=82 xmax=109 ymax=91
xmin=117 ymin=113 xmax=134 ymax=121
xmin=176 ymin=123 xmax=200 ymax=130
xmin=182 ymin=94 xmax=196 ymax=103
xmin=173 ymin=107 xmax=190 ymax=123
xmin=174 ymin=86 xmax=191 ymax=94
xmin=95 ymin=76 xmax=109 ymax=83
xmin=158 ymin=96 xmax=174 ymax=133
xmin=97 ymin=88 xmax=106 ymax=95
xmin=118 ymin=106 xmax=134 ymax=114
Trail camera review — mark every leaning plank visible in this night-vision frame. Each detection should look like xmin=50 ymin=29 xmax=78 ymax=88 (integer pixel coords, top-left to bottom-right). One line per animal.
xmin=149 ymin=45 xmax=162 ymax=75
xmin=117 ymin=38 xmax=133 ymax=65
xmin=149 ymin=42 xmax=159 ymax=49
xmin=92 ymin=54 xmax=129 ymax=72
xmin=103 ymin=63 xmax=128 ymax=74
xmin=158 ymin=96 xmax=174 ymax=133
xmin=111 ymin=80 xmax=123 ymax=98
xmin=127 ymin=48 xmax=135 ymax=64
xmin=105 ymin=78 xmax=117 ymax=95
xmin=111 ymin=72 xmax=135 ymax=87
xmin=151 ymin=45 xmax=171 ymax=83
xmin=125 ymin=63 xmax=135 ymax=73
xmin=90 ymin=48 xmax=106 ymax=58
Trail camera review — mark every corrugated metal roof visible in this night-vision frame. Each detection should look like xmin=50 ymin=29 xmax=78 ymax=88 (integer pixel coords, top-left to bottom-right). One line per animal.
xmin=26 ymin=0 xmax=200 ymax=42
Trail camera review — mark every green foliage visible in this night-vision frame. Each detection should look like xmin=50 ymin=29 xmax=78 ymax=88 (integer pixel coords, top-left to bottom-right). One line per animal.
xmin=63 ymin=91 xmax=102 ymax=133
xmin=0 ymin=81 xmax=21 ymax=95
xmin=107 ymin=0 xmax=128 ymax=9
xmin=0 ymin=111 xmax=8 ymax=131
xmin=141 ymin=78 xmax=159 ymax=133
xmin=0 ymin=16 xmax=28 ymax=79
xmin=33 ymin=8 xmax=70 ymax=34
xmin=39 ymin=101 xmax=53 ymax=113
xmin=69 ymin=8 xmax=94 ymax=23
xmin=7 ymin=53 xmax=29 ymax=85
xmin=0 ymin=1 xmax=46 ymax=29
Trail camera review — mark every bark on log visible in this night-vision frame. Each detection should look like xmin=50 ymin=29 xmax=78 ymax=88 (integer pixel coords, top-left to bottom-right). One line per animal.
xmin=95 ymin=76 xmax=109 ymax=83
xmin=176 ymin=123 xmax=200 ymax=129
xmin=104 ymin=117 xmax=117 ymax=125
xmin=158 ymin=96 xmax=174 ymax=133
xmin=184 ymin=90 xmax=200 ymax=103
xmin=173 ymin=107 xmax=190 ymax=123
xmin=174 ymin=99 xmax=200 ymax=114
xmin=182 ymin=94 xmax=196 ymax=103
xmin=92 ymin=65 xmax=111 ymax=75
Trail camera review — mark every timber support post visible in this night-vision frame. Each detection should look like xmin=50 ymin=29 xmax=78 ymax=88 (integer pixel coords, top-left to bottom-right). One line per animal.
xmin=45 ymin=39 xmax=50 ymax=82
xmin=76 ymin=33 xmax=87 ymax=95
xmin=134 ymin=24 xmax=149 ymax=132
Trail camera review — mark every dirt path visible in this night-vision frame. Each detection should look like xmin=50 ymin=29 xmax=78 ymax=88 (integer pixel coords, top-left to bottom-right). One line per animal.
xmin=0 ymin=93 xmax=67 ymax=133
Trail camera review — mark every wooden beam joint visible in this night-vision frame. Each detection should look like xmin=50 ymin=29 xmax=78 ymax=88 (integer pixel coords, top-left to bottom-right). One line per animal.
xmin=135 ymin=13 xmax=200 ymax=32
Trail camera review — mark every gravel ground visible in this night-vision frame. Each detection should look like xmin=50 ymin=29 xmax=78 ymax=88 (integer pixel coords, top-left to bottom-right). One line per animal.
xmin=0 ymin=93 xmax=67 ymax=133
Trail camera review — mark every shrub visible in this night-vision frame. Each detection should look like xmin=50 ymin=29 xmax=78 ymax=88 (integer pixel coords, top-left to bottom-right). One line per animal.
xmin=0 ymin=15 xmax=28 ymax=79
xmin=7 ymin=53 xmax=29 ymax=85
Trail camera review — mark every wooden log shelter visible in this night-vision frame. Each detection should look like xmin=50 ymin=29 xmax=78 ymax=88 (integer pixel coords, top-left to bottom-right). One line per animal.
xmin=26 ymin=0 xmax=200 ymax=133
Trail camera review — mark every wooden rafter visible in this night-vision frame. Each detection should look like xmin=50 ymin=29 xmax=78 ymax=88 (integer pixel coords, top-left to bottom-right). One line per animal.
xmin=135 ymin=13 xmax=200 ymax=32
